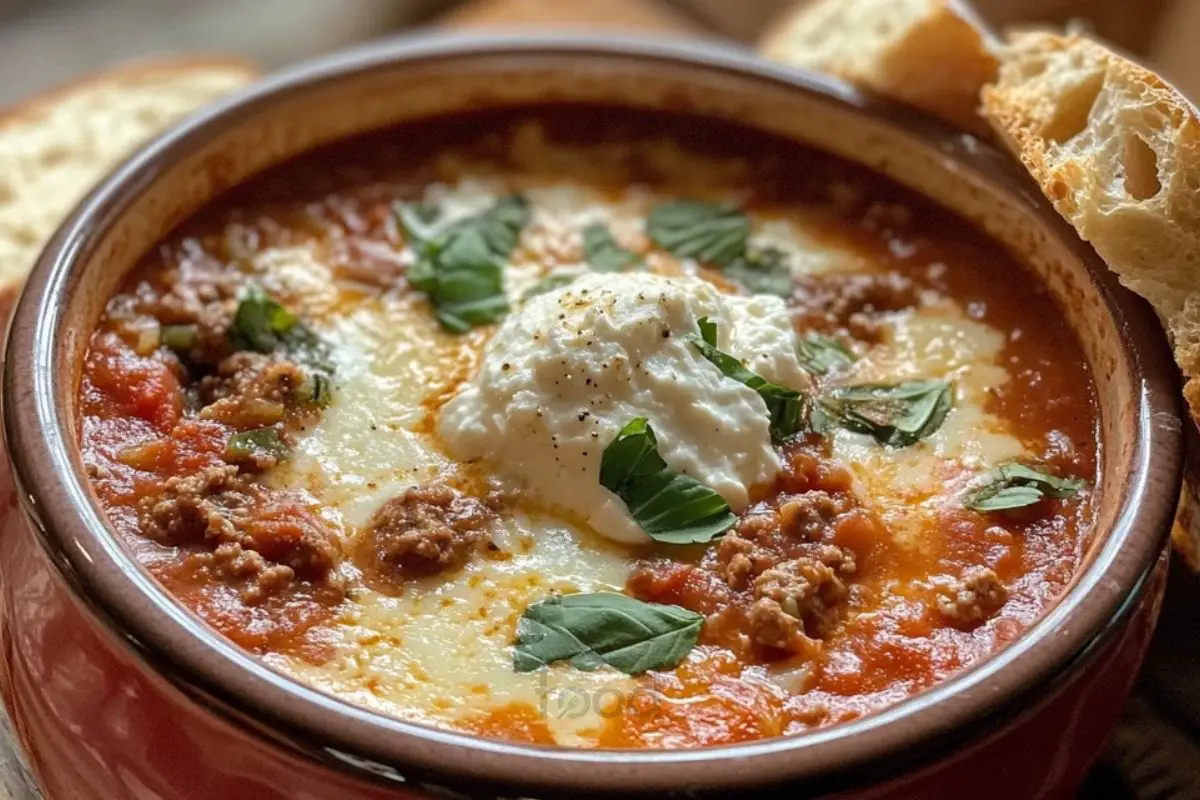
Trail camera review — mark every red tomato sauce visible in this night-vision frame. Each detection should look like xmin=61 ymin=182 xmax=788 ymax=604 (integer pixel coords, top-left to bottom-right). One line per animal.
xmin=77 ymin=106 xmax=1099 ymax=747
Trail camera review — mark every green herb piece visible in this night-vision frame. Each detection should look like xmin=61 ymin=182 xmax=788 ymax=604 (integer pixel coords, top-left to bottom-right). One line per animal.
xmin=305 ymin=372 xmax=333 ymax=408
xmin=512 ymin=592 xmax=703 ymax=675
xmin=230 ymin=284 xmax=299 ymax=353
xmin=722 ymin=246 xmax=794 ymax=297
xmin=646 ymin=200 xmax=749 ymax=268
xmin=395 ymin=202 xmax=445 ymax=244
xmin=599 ymin=417 xmax=735 ymax=544
xmin=689 ymin=318 xmax=806 ymax=443
xmin=225 ymin=427 xmax=289 ymax=462
xmin=797 ymin=332 xmax=855 ymax=375
xmin=582 ymin=223 xmax=640 ymax=273
xmin=522 ymin=272 xmax=580 ymax=301
xmin=228 ymin=285 xmax=336 ymax=405
xmin=819 ymin=380 xmax=953 ymax=447
xmin=160 ymin=324 xmax=199 ymax=353
xmin=399 ymin=195 xmax=529 ymax=333
xmin=965 ymin=463 xmax=1086 ymax=512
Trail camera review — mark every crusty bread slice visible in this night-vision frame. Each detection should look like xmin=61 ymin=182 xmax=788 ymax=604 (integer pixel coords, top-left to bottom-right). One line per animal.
xmin=0 ymin=58 xmax=257 ymax=293
xmin=981 ymin=32 xmax=1200 ymax=416
xmin=758 ymin=0 xmax=998 ymax=135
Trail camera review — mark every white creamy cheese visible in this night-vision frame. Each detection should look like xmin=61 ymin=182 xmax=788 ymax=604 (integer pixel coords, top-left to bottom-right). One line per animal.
xmin=438 ymin=272 xmax=811 ymax=544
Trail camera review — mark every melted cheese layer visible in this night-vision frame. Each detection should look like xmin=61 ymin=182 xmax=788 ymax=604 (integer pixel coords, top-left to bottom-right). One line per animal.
xmin=259 ymin=178 xmax=1035 ymax=744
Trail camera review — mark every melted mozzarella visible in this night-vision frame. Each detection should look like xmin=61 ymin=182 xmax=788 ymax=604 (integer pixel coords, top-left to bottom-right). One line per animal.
xmin=261 ymin=177 xmax=1037 ymax=744
xmin=438 ymin=272 xmax=810 ymax=544
xmin=272 ymin=512 xmax=637 ymax=746
xmin=830 ymin=303 xmax=1027 ymax=550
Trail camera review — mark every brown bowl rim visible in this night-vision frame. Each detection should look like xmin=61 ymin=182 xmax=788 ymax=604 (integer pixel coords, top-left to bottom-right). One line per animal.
xmin=2 ymin=32 xmax=1184 ymax=798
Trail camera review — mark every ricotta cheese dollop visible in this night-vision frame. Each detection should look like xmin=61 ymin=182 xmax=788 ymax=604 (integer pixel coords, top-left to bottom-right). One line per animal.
xmin=438 ymin=272 xmax=810 ymax=544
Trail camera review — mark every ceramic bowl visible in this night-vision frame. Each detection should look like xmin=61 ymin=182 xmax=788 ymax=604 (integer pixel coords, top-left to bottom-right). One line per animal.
xmin=0 ymin=33 xmax=1183 ymax=799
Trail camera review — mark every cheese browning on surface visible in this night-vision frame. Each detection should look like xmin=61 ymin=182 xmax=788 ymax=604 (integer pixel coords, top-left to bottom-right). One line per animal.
xmin=79 ymin=110 xmax=1100 ymax=749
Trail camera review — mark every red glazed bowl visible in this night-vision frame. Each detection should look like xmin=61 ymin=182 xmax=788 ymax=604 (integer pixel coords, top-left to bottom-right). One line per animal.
xmin=0 ymin=34 xmax=1184 ymax=799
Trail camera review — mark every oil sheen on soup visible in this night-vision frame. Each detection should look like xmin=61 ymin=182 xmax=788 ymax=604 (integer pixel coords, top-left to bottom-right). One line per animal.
xmin=79 ymin=107 xmax=1099 ymax=749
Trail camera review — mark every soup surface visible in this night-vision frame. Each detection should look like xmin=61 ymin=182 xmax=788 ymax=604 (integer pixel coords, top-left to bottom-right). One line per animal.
xmin=79 ymin=107 xmax=1099 ymax=748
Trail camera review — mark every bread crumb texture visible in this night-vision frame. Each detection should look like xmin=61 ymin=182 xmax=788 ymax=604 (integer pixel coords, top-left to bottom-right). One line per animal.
xmin=759 ymin=0 xmax=997 ymax=134
xmin=983 ymin=32 xmax=1200 ymax=416
xmin=0 ymin=59 xmax=256 ymax=290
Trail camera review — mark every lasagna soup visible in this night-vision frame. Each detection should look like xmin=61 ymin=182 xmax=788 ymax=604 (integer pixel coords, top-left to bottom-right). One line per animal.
xmin=80 ymin=107 xmax=1098 ymax=748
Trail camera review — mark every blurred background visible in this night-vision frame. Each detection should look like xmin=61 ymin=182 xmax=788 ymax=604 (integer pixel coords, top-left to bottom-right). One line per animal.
xmin=0 ymin=0 xmax=1198 ymax=107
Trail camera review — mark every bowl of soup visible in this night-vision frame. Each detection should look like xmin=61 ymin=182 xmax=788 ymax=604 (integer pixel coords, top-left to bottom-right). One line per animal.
xmin=0 ymin=33 xmax=1183 ymax=799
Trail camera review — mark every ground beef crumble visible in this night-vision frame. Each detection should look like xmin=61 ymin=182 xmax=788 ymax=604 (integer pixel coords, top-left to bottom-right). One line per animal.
xmin=933 ymin=566 xmax=1008 ymax=629
xmin=628 ymin=441 xmax=868 ymax=662
xmin=96 ymin=247 xmax=342 ymax=606
xmin=198 ymin=352 xmax=306 ymax=429
xmin=137 ymin=464 xmax=341 ymax=601
xmin=354 ymin=482 xmax=498 ymax=592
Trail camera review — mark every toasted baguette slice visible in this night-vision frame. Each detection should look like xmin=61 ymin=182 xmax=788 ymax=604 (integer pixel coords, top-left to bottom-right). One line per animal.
xmin=982 ymin=32 xmax=1200 ymax=410
xmin=442 ymin=0 xmax=702 ymax=33
xmin=0 ymin=58 xmax=257 ymax=293
xmin=759 ymin=0 xmax=998 ymax=135
xmin=981 ymin=31 xmax=1200 ymax=565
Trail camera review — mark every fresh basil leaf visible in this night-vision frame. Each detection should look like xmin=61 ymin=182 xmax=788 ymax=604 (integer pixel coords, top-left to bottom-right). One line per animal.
xmin=305 ymin=372 xmax=333 ymax=408
xmin=522 ymin=272 xmax=580 ymax=301
xmin=160 ymin=324 xmax=199 ymax=353
xmin=688 ymin=318 xmax=806 ymax=443
xmin=398 ymin=195 xmax=529 ymax=333
xmin=965 ymin=463 xmax=1086 ymax=512
xmin=647 ymin=200 xmax=749 ymax=268
xmin=395 ymin=202 xmax=446 ymax=244
xmin=582 ymin=223 xmax=640 ymax=273
xmin=226 ymin=427 xmax=288 ymax=462
xmin=230 ymin=284 xmax=299 ymax=352
xmin=821 ymin=380 xmax=952 ymax=447
xmin=600 ymin=417 xmax=734 ymax=544
xmin=230 ymin=284 xmax=332 ymax=367
xmin=513 ymin=592 xmax=703 ymax=675
xmin=797 ymin=332 xmax=855 ymax=376
xmin=723 ymin=246 xmax=794 ymax=297
xmin=227 ymin=285 xmax=336 ymax=406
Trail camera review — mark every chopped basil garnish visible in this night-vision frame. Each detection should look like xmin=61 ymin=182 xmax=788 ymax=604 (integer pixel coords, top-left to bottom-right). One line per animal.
xmin=646 ymin=200 xmax=749 ymax=268
xmin=306 ymin=372 xmax=333 ymax=408
xmin=818 ymin=380 xmax=953 ymax=447
xmin=646 ymin=200 xmax=796 ymax=295
xmin=599 ymin=417 xmax=735 ymax=544
xmin=582 ymin=223 xmax=640 ymax=273
xmin=689 ymin=318 xmax=806 ymax=443
xmin=797 ymin=332 xmax=855 ymax=375
xmin=160 ymin=324 xmax=199 ymax=353
xmin=965 ymin=463 xmax=1086 ymax=512
xmin=230 ymin=284 xmax=300 ymax=353
xmin=522 ymin=272 xmax=580 ymax=301
xmin=722 ymin=246 xmax=794 ymax=297
xmin=399 ymin=195 xmax=529 ymax=333
xmin=226 ymin=427 xmax=288 ymax=462
xmin=229 ymin=284 xmax=336 ymax=402
xmin=513 ymin=592 xmax=703 ymax=675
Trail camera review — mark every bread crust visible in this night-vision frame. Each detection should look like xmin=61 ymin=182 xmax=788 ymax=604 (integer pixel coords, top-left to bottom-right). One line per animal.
xmin=759 ymin=0 xmax=998 ymax=136
xmin=982 ymin=31 xmax=1200 ymax=566
xmin=0 ymin=55 xmax=257 ymax=125
xmin=0 ymin=56 xmax=257 ymax=292
xmin=983 ymin=33 xmax=1200 ymax=406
